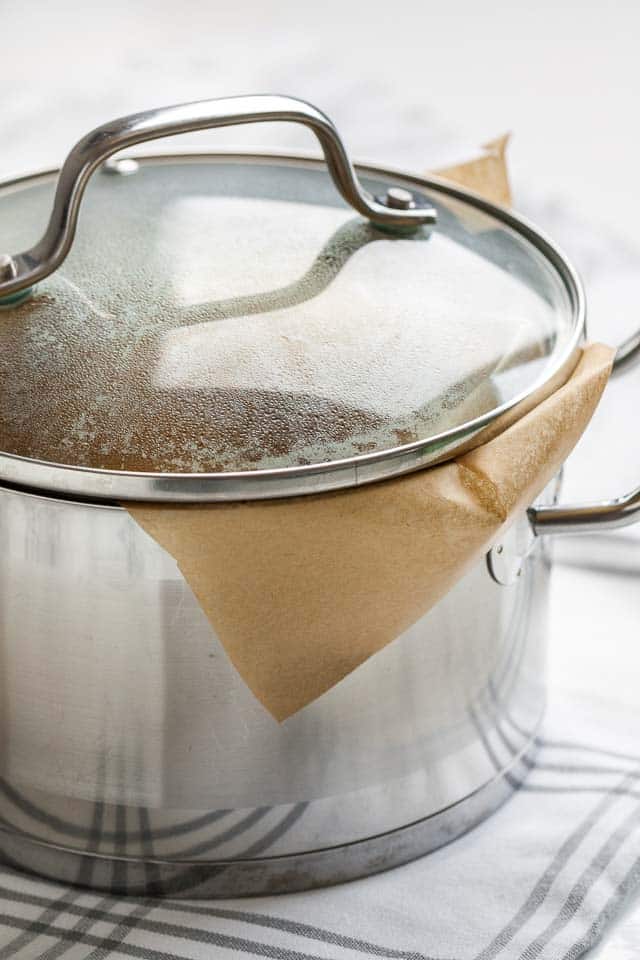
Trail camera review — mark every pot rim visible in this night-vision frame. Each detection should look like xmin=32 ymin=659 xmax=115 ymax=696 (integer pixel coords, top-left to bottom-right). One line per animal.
xmin=0 ymin=150 xmax=586 ymax=503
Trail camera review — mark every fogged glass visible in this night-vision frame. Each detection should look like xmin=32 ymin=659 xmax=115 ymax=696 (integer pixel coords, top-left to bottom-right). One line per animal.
xmin=0 ymin=158 xmax=573 ymax=473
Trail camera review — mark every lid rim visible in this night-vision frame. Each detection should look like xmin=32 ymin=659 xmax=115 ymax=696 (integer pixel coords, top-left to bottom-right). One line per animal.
xmin=0 ymin=150 xmax=586 ymax=504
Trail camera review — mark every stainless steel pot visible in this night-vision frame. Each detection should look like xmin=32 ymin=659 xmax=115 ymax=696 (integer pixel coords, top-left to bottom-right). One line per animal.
xmin=0 ymin=96 xmax=638 ymax=897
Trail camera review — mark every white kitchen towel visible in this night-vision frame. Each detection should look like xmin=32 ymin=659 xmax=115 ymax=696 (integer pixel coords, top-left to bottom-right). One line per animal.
xmin=1 ymin=686 xmax=640 ymax=960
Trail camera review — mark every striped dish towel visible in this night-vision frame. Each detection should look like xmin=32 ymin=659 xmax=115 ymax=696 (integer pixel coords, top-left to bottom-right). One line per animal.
xmin=0 ymin=689 xmax=639 ymax=960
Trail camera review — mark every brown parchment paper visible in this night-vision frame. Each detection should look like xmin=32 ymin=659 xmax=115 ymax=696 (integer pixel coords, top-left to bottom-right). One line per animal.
xmin=129 ymin=344 xmax=612 ymax=721
xmin=433 ymin=134 xmax=512 ymax=208
xmin=127 ymin=143 xmax=614 ymax=721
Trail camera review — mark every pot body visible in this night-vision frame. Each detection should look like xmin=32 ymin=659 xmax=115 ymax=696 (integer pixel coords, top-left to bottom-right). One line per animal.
xmin=0 ymin=484 xmax=550 ymax=896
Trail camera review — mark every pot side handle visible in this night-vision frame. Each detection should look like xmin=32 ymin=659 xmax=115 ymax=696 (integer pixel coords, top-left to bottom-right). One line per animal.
xmin=529 ymin=486 xmax=640 ymax=535
xmin=530 ymin=331 xmax=640 ymax=535
xmin=0 ymin=95 xmax=437 ymax=305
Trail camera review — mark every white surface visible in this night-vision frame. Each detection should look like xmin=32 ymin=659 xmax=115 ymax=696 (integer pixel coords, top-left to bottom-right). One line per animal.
xmin=1 ymin=1 xmax=639 ymax=955
xmin=548 ymin=566 xmax=640 ymax=959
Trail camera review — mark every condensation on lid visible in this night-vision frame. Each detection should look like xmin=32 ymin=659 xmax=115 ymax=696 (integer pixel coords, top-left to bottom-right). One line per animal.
xmin=0 ymin=157 xmax=574 ymax=475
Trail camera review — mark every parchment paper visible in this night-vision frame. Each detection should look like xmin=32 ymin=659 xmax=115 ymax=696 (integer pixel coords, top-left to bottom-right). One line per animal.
xmin=128 ymin=144 xmax=613 ymax=721
xmin=130 ymin=343 xmax=612 ymax=720
xmin=433 ymin=134 xmax=512 ymax=208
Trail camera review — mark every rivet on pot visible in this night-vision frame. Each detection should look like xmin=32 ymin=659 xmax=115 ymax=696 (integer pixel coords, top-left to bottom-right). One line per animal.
xmin=487 ymin=513 xmax=537 ymax=586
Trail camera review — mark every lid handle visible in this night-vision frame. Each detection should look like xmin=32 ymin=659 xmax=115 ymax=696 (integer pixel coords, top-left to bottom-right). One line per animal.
xmin=0 ymin=94 xmax=437 ymax=303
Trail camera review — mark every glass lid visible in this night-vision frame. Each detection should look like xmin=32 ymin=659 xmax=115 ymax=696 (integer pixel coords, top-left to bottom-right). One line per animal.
xmin=0 ymin=97 xmax=583 ymax=502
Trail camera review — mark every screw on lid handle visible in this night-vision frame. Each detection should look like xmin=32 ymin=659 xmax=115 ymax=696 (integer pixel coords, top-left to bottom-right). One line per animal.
xmin=0 ymin=94 xmax=437 ymax=303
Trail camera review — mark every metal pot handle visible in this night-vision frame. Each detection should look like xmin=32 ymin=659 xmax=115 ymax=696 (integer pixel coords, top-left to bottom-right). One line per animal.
xmin=0 ymin=95 xmax=436 ymax=304
xmin=529 ymin=486 xmax=640 ymax=534
xmin=530 ymin=336 xmax=640 ymax=535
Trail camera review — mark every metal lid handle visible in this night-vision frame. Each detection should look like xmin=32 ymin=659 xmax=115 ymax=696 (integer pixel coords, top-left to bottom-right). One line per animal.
xmin=0 ymin=95 xmax=437 ymax=301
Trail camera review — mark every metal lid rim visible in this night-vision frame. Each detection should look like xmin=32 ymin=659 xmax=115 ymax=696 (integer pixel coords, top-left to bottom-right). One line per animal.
xmin=0 ymin=150 xmax=586 ymax=504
